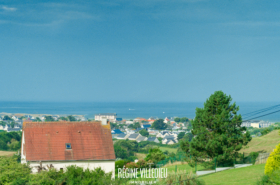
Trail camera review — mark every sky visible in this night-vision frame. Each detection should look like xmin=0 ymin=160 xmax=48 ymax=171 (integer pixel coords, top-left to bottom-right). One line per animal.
xmin=0 ymin=0 xmax=280 ymax=102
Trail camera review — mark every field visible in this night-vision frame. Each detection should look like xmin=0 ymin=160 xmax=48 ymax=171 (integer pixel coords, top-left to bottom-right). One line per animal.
xmin=199 ymin=163 xmax=265 ymax=185
xmin=240 ymin=130 xmax=280 ymax=153
xmin=158 ymin=147 xmax=178 ymax=153
xmin=0 ymin=151 xmax=16 ymax=156
xmin=135 ymin=153 xmax=146 ymax=160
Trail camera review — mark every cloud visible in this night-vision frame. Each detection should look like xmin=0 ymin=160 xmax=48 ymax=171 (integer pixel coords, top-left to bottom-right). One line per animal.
xmin=2 ymin=6 xmax=17 ymax=11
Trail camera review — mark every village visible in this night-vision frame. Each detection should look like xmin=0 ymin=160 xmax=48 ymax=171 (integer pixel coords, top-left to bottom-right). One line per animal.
xmin=0 ymin=112 xmax=191 ymax=145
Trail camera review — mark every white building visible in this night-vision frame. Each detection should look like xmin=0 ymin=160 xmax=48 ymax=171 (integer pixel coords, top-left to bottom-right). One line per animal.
xmin=95 ymin=113 xmax=117 ymax=123
xmin=21 ymin=120 xmax=115 ymax=176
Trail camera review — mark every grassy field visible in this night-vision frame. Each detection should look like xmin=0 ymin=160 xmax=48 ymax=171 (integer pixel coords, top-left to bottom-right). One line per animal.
xmin=135 ymin=153 xmax=146 ymax=160
xmin=159 ymin=147 xmax=178 ymax=153
xmin=240 ymin=130 xmax=280 ymax=153
xmin=0 ymin=151 xmax=16 ymax=156
xmin=199 ymin=163 xmax=265 ymax=185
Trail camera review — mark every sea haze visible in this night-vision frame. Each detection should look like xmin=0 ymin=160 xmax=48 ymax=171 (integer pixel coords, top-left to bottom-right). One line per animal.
xmin=0 ymin=102 xmax=280 ymax=122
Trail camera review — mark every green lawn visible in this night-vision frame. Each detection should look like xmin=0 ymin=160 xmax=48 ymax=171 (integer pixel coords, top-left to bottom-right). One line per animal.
xmin=199 ymin=163 xmax=265 ymax=185
xmin=240 ymin=130 xmax=280 ymax=153
xmin=159 ymin=147 xmax=178 ymax=153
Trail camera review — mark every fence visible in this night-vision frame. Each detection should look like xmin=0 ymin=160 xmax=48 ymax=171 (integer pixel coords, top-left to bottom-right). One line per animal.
xmin=156 ymin=153 xmax=188 ymax=168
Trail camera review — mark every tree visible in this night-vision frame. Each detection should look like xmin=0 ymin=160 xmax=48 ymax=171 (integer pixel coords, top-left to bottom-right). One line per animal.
xmin=10 ymin=122 xmax=15 ymax=128
xmin=45 ymin=116 xmax=54 ymax=122
xmin=139 ymin=129 xmax=149 ymax=137
xmin=145 ymin=148 xmax=166 ymax=163
xmin=180 ymin=117 xmax=189 ymax=123
xmin=177 ymin=132 xmax=185 ymax=140
xmin=151 ymin=119 xmax=167 ymax=130
xmin=182 ymin=133 xmax=193 ymax=142
xmin=67 ymin=115 xmax=76 ymax=122
xmin=113 ymin=140 xmax=138 ymax=160
xmin=180 ymin=91 xmax=251 ymax=164
xmin=59 ymin=117 xmax=68 ymax=121
xmin=128 ymin=122 xmax=141 ymax=130
xmin=174 ymin=118 xmax=181 ymax=123
xmin=3 ymin=115 xmax=12 ymax=121
xmin=265 ymin=143 xmax=280 ymax=174
xmin=34 ymin=117 xmax=41 ymax=122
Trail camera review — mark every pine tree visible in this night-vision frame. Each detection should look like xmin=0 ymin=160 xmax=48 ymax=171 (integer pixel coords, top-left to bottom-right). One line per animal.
xmin=180 ymin=91 xmax=251 ymax=163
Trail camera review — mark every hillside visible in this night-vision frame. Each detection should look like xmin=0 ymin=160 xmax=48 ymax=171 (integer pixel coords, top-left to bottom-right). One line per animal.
xmin=199 ymin=163 xmax=265 ymax=185
xmin=240 ymin=130 xmax=280 ymax=154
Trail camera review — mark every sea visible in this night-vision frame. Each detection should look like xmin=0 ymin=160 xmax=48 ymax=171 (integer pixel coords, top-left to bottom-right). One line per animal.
xmin=1 ymin=101 xmax=280 ymax=122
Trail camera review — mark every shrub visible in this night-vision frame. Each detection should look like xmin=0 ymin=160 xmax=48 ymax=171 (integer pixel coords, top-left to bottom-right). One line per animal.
xmin=136 ymin=159 xmax=148 ymax=168
xmin=265 ymin=143 xmax=280 ymax=174
xmin=249 ymin=152 xmax=259 ymax=165
xmin=125 ymin=162 xmax=139 ymax=169
xmin=127 ymin=156 xmax=138 ymax=162
xmin=159 ymin=170 xmax=205 ymax=185
xmin=256 ymin=170 xmax=280 ymax=185
xmin=115 ymin=159 xmax=130 ymax=172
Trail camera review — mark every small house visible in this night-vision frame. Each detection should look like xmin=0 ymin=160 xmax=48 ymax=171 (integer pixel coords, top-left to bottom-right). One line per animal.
xmin=21 ymin=121 xmax=115 ymax=175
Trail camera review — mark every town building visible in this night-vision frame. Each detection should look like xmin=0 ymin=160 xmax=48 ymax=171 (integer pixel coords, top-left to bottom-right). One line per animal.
xmin=136 ymin=135 xmax=147 ymax=142
xmin=21 ymin=120 xmax=115 ymax=175
xmin=95 ymin=113 xmax=117 ymax=123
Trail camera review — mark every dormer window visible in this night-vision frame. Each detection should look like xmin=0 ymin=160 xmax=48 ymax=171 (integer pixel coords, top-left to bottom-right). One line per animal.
xmin=65 ymin=143 xmax=71 ymax=149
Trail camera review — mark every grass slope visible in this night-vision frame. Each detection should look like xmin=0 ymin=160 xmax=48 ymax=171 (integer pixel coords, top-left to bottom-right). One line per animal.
xmin=240 ymin=130 xmax=280 ymax=153
xmin=0 ymin=151 xmax=16 ymax=156
xmin=158 ymin=147 xmax=177 ymax=153
xmin=200 ymin=163 xmax=265 ymax=185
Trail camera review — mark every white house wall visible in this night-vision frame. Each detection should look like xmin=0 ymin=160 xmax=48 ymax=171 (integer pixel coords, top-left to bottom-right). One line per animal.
xmin=28 ymin=160 xmax=115 ymax=178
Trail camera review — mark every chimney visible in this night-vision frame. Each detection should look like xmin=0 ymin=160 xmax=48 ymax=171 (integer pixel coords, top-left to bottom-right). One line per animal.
xmin=101 ymin=117 xmax=108 ymax=125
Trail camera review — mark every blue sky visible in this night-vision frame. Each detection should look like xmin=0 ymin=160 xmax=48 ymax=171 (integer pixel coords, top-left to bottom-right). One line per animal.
xmin=0 ymin=0 xmax=280 ymax=102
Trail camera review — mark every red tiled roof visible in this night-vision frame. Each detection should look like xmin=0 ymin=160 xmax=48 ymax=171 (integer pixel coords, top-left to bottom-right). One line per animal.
xmin=22 ymin=121 xmax=115 ymax=161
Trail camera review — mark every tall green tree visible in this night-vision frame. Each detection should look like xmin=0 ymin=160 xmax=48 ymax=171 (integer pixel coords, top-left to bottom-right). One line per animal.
xmin=180 ymin=91 xmax=251 ymax=163
xmin=139 ymin=129 xmax=149 ymax=137
xmin=67 ymin=115 xmax=76 ymax=121
xmin=128 ymin=122 xmax=141 ymax=129
xmin=3 ymin=115 xmax=12 ymax=121
xmin=34 ymin=117 xmax=41 ymax=122
xmin=151 ymin=119 xmax=167 ymax=130
xmin=174 ymin=118 xmax=181 ymax=123
xmin=180 ymin=117 xmax=189 ymax=123
xmin=45 ymin=116 xmax=54 ymax=122
xmin=145 ymin=148 xmax=166 ymax=164
xmin=177 ymin=132 xmax=185 ymax=140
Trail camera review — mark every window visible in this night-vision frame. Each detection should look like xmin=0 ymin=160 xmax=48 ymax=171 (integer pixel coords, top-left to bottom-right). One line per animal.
xmin=65 ymin=143 xmax=71 ymax=149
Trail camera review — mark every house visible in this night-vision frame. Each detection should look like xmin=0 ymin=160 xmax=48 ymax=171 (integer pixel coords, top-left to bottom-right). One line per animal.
xmin=111 ymin=129 xmax=124 ymax=134
xmin=133 ymin=118 xmax=146 ymax=123
xmin=7 ymin=127 xmax=21 ymax=132
xmin=164 ymin=139 xmax=177 ymax=145
xmin=21 ymin=120 xmax=115 ymax=175
xmin=40 ymin=116 xmax=46 ymax=121
xmin=125 ymin=120 xmax=133 ymax=125
xmin=116 ymin=118 xmax=123 ymax=122
xmin=12 ymin=116 xmax=19 ymax=121
xmin=52 ymin=116 xmax=59 ymax=121
xmin=148 ymin=117 xmax=155 ymax=121
xmin=135 ymin=128 xmax=144 ymax=132
xmin=95 ymin=113 xmax=117 ymax=123
xmin=127 ymin=133 xmax=141 ymax=141
xmin=148 ymin=130 xmax=159 ymax=135
xmin=146 ymin=137 xmax=159 ymax=143
xmin=136 ymin=135 xmax=147 ymax=142
xmin=162 ymin=135 xmax=178 ymax=144
xmin=116 ymin=133 xmax=130 ymax=140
